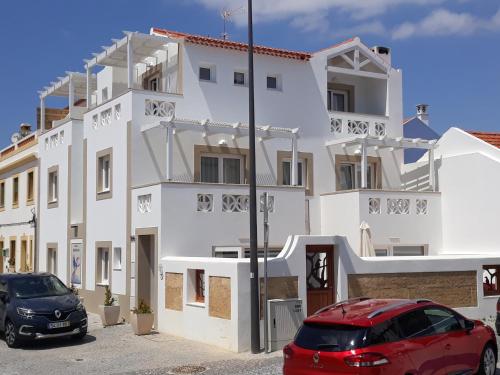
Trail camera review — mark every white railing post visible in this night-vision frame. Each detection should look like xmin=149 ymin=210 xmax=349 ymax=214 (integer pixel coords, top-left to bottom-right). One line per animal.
xmin=291 ymin=136 xmax=298 ymax=186
xmin=127 ymin=36 xmax=134 ymax=89
xmin=40 ymin=96 xmax=45 ymax=131
xmin=429 ymin=148 xmax=435 ymax=192
xmin=86 ymin=65 xmax=91 ymax=109
xmin=361 ymin=142 xmax=368 ymax=189
xmin=68 ymin=74 xmax=75 ymax=116
xmin=166 ymin=126 xmax=173 ymax=181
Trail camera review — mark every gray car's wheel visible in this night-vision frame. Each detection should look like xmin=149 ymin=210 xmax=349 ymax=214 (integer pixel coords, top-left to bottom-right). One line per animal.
xmin=4 ymin=320 xmax=20 ymax=348
xmin=478 ymin=344 xmax=497 ymax=375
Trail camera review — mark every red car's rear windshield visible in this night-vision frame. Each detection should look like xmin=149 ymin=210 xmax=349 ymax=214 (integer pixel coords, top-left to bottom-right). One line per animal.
xmin=294 ymin=323 xmax=369 ymax=352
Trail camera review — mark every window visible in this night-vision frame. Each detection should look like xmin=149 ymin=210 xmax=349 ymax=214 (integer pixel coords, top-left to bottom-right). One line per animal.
xmin=483 ymin=265 xmax=500 ymax=296
xmin=113 ymin=247 xmax=122 ymax=270
xmin=327 ymin=90 xmax=349 ymax=112
xmin=281 ymin=160 xmax=305 ymax=187
xmin=0 ymin=181 xmax=5 ymax=209
xmin=9 ymin=240 xmax=16 ymax=267
xmin=27 ymin=170 xmax=34 ymax=203
xmin=97 ymin=247 xmax=110 ymax=285
xmin=47 ymin=246 xmax=57 ymax=274
xmin=96 ymin=149 xmax=112 ymax=200
xmin=200 ymin=155 xmax=243 ymax=184
xmin=374 ymin=245 xmax=426 ymax=257
xmin=396 ymin=308 xmax=434 ymax=339
xmin=195 ymin=270 xmax=205 ymax=303
xmin=12 ymin=176 xmax=19 ymax=208
xmin=277 ymin=151 xmax=314 ymax=196
xmin=234 ymin=71 xmax=246 ymax=86
xmin=148 ymin=76 xmax=159 ymax=92
xmin=47 ymin=167 xmax=58 ymax=207
xmin=339 ymin=163 xmax=375 ymax=190
xmin=423 ymin=308 xmax=462 ymax=334
xmin=266 ymin=75 xmax=278 ymax=90
xmin=199 ymin=66 xmax=214 ymax=82
xmin=188 ymin=269 xmax=205 ymax=305
xmin=368 ymin=319 xmax=402 ymax=345
xmin=295 ymin=323 xmax=368 ymax=352
xmin=102 ymin=88 xmax=109 ymax=102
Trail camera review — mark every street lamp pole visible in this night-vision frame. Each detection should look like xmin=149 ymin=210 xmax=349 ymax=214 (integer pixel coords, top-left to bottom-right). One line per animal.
xmin=247 ymin=0 xmax=260 ymax=354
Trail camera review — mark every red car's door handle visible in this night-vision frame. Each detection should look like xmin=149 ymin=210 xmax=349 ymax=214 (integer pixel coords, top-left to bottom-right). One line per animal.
xmin=445 ymin=344 xmax=452 ymax=350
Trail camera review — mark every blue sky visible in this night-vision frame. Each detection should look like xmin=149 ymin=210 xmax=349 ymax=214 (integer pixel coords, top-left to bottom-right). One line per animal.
xmin=0 ymin=0 xmax=499 ymax=147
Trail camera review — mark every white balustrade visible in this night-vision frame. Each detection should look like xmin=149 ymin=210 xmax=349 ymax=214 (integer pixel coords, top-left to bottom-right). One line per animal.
xmin=145 ymin=99 xmax=175 ymax=119
xmin=387 ymin=198 xmax=410 ymax=215
xmin=416 ymin=199 xmax=428 ymax=215
xmin=222 ymin=194 xmax=249 ymax=213
xmin=137 ymin=194 xmax=152 ymax=214
xmin=197 ymin=194 xmax=213 ymax=212
xmin=368 ymin=198 xmax=381 ymax=214
xmin=329 ymin=111 xmax=388 ymax=137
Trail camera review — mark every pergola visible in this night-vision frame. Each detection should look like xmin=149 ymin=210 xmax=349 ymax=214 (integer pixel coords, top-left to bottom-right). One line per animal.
xmin=38 ymin=72 xmax=97 ymax=129
xmin=142 ymin=116 xmax=300 ymax=184
xmin=84 ymin=31 xmax=177 ymax=105
xmin=326 ymin=135 xmax=438 ymax=191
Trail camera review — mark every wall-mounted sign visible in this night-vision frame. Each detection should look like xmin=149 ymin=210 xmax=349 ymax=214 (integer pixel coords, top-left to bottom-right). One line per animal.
xmin=71 ymin=243 xmax=83 ymax=285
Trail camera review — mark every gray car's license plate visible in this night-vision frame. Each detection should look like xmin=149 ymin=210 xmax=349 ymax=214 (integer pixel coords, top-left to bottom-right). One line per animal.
xmin=48 ymin=321 xmax=70 ymax=329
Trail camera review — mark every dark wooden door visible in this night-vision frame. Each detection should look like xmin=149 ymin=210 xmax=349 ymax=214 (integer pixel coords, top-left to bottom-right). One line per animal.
xmin=306 ymin=245 xmax=334 ymax=317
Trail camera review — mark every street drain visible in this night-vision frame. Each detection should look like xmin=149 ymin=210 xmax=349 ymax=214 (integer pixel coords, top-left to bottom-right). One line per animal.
xmin=170 ymin=365 xmax=206 ymax=374
xmin=73 ymin=358 xmax=84 ymax=362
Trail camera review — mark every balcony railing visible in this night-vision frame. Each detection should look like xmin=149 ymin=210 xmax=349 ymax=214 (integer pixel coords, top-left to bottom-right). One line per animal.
xmin=328 ymin=111 xmax=388 ymax=137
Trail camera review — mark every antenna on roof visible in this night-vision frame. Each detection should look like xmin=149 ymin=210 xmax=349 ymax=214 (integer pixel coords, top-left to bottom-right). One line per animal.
xmin=220 ymin=6 xmax=245 ymax=40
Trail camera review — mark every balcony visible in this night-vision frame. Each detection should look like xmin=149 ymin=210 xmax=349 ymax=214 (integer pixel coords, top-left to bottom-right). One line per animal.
xmin=328 ymin=111 xmax=389 ymax=138
xmin=321 ymin=189 xmax=442 ymax=255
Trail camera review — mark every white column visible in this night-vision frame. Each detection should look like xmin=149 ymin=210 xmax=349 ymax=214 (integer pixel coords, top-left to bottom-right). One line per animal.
xmin=291 ymin=137 xmax=298 ymax=186
xmin=127 ymin=37 xmax=134 ymax=89
xmin=385 ymin=78 xmax=390 ymax=117
xmin=68 ymin=75 xmax=75 ymax=116
xmin=428 ymin=148 xmax=435 ymax=192
xmin=166 ymin=126 xmax=173 ymax=181
xmin=361 ymin=142 xmax=368 ymax=189
xmin=40 ymin=97 xmax=45 ymax=131
xmin=86 ymin=66 xmax=91 ymax=109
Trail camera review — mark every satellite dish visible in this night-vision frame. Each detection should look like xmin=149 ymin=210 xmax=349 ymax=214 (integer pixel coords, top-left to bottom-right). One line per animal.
xmin=10 ymin=132 xmax=20 ymax=144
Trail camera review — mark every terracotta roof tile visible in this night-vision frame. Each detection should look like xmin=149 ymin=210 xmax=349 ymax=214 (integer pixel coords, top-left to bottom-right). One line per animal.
xmin=152 ymin=28 xmax=312 ymax=61
xmin=467 ymin=131 xmax=500 ymax=149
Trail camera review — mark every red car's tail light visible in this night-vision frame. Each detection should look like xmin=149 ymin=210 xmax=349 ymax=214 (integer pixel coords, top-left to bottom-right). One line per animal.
xmin=344 ymin=353 xmax=389 ymax=367
xmin=283 ymin=345 xmax=294 ymax=361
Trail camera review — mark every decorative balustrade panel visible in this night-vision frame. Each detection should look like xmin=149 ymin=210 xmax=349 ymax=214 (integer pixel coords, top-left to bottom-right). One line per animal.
xmin=330 ymin=118 xmax=342 ymax=134
xmin=222 ymin=194 xmax=249 ymax=213
xmin=328 ymin=113 xmax=388 ymax=137
xmin=145 ymin=99 xmax=175 ymax=119
xmin=101 ymin=108 xmax=112 ymax=127
xmin=114 ymin=104 xmax=121 ymax=120
xmin=387 ymin=198 xmax=410 ymax=215
xmin=368 ymin=198 xmax=381 ymax=214
xmin=374 ymin=122 xmax=386 ymax=137
xmin=416 ymin=199 xmax=428 ymax=215
xmin=347 ymin=120 xmax=369 ymax=135
xmin=45 ymin=130 xmax=65 ymax=150
xmin=197 ymin=194 xmax=213 ymax=212
xmin=137 ymin=194 xmax=152 ymax=214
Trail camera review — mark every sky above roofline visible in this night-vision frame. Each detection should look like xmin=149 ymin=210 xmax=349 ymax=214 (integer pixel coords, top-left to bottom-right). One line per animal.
xmin=0 ymin=0 xmax=499 ymax=147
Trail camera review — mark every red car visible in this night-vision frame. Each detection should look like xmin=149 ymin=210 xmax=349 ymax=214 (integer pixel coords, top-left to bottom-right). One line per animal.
xmin=283 ymin=298 xmax=497 ymax=375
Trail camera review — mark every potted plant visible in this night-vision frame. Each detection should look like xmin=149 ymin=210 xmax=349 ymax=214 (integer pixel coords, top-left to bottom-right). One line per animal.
xmin=98 ymin=285 xmax=120 ymax=327
xmin=130 ymin=300 xmax=154 ymax=335
xmin=7 ymin=257 xmax=15 ymax=273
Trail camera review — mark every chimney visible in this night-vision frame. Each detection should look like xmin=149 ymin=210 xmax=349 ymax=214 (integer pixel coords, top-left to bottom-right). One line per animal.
xmin=416 ymin=104 xmax=429 ymax=126
xmin=371 ymin=46 xmax=391 ymax=66
xmin=19 ymin=123 xmax=32 ymax=137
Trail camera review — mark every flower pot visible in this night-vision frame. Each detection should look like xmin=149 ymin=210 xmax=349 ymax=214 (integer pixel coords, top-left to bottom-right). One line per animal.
xmin=130 ymin=313 xmax=154 ymax=335
xmin=8 ymin=266 xmax=15 ymax=273
xmin=98 ymin=305 xmax=120 ymax=326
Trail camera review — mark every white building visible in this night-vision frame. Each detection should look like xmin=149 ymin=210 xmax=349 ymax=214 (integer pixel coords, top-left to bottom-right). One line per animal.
xmin=12 ymin=27 xmax=499 ymax=352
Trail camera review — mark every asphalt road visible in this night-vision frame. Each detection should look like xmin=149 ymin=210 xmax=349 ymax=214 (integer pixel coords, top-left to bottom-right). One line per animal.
xmin=0 ymin=314 xmax=499 ymax=375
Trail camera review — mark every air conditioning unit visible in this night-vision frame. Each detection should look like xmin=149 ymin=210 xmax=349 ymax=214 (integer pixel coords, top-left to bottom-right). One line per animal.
xmin=268 ymin=299 xmax=304 ymax=352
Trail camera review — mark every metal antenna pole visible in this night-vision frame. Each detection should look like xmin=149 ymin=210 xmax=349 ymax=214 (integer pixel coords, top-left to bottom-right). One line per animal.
xmin=248 ymin=0 xmax=260 ymax=354
xmin=263 ymin=193 xmax=270 ymax=353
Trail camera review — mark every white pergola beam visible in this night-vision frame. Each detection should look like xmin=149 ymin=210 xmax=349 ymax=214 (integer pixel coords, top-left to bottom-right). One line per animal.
xmin=325 ymin=136 xmax=437 ymax=150
xmin=328 ymin=66 xmax=388 ymax=80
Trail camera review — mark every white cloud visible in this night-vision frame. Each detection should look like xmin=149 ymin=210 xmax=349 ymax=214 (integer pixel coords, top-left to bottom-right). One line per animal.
xmin=392 ymin=8 xmax=500 ymax=39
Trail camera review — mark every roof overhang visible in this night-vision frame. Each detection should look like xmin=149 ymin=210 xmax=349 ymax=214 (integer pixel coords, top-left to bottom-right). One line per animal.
xmin=325 ymin=135 xmax=437 ymax=150
xmin=38 ymin=72 xmax=96 ymax=99
xmin=85 ymin=31 xmax=175 ymax=69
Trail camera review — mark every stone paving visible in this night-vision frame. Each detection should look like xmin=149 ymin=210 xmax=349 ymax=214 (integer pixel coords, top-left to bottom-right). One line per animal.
xmin=0 ymin=314 xmax=282 ymax=375
xmin=1 ymin=313 xmax=500 ymax=375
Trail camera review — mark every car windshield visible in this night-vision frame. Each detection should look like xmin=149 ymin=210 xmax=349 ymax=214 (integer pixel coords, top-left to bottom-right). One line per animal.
xmin=294 ymin=323 xmax=369 ymax=352
xmin=10 ymin=276 xmax=69 ymax=299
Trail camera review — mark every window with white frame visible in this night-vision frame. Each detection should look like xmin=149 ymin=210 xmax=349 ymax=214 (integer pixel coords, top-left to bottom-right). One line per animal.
xmin=199 ymin=66 xmax=215 ymax=82
xmin=339 ymin=163 xmax=376 ymax=190
xmin=266 ymin=75 xmax=280 ymax=90
xmin=97 ymin=247 xmax=110 ymax=285
xmin=200 ymin=155 xmax=243 ymax=184
xmin=98 ymin=155 xmax=111 ymax=192
xmin=48 ymin=168 xmax=58 ymax=205
xmin=327 ymin=89 xmax=349 ymax=112
xmin=113 ymin=247 xmax=122 ymax=270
